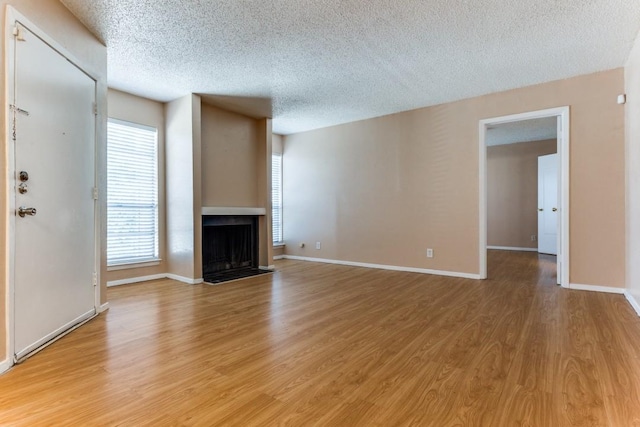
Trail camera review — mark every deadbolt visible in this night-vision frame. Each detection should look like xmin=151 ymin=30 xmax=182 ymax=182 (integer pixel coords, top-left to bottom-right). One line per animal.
xmin=552 ymin=207 xmax=558 ymax=212
xmin=19 ymin=171 xmax=29 ymax=182
xmin=18 ymin=206 xmax=36 ymax=217
xmin=18 ymin=183 xmax=28 ymax=194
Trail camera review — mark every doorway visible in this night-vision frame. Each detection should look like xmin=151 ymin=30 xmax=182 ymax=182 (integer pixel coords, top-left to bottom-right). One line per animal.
xmin=479 ymin=107 xmax=570 ymax=287
xmin=7 ymin=11 xmax=99 ymax=362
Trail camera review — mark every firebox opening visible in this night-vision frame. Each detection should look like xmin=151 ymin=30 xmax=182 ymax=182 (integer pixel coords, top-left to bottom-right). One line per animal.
xmin=202 ymin=215 xmax=269 ymax=284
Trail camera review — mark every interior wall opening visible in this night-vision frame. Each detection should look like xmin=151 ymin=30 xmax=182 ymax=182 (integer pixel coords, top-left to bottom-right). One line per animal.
xmin=479 ymin=107 xmax=570 ymax=287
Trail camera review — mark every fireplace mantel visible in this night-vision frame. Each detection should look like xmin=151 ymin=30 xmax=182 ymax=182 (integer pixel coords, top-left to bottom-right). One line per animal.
xmin=201 ymin=207 xmax=266 ymax=216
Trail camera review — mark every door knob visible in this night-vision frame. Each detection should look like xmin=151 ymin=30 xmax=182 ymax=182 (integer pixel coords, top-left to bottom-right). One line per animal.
xmin=552 ymin=207 xmax=558 ymax=212
xmin=538 ymin=208 xmax=543 ymax=212
xmin=18 ymin=206 xmax=36 ymax=217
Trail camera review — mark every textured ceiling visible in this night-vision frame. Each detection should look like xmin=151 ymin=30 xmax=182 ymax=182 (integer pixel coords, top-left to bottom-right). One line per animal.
xmin=486 ymin=117 xmax=557 ymax=146
xmin=60 ymin=0 xmax=640 ymax=135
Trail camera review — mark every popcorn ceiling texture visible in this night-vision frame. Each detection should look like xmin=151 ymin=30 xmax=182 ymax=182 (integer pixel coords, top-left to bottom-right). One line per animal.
xmin=486 ymin=117 xmax=558 ymax=147
xmin=60 ymin=0 xmax=640 ymax=134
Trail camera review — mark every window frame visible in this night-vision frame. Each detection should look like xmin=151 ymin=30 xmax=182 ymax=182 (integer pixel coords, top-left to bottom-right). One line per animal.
xmin=272 ymin=152 xmax=283 ymax=244
xmin=106 ymin=118 xmax=160 ymax=268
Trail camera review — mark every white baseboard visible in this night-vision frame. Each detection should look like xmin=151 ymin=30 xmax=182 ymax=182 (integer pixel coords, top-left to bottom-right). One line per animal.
xmin=282 ymin=255 xmax=481 ymax=280
xmin=98 ymin=302 xmax=110 ymax=313
xmin=165 ymin=274 xmax=203 ymax=285
xmin=273 ymin=255 xmax=285 ymax=260
xmin=107 ymin=273 xmax=167 ymax=287
xmin=568 ymin=283 xmax=625 ymax=294
xmin=0 ymin=358 xmax=11 ymax=375
xmin=487 ymin=246 xmax=538 ymax=252
xmin=624 ymin=290 xmax=640 ymax=316
xmin=259 ymin=265 xmax=276 ymax=271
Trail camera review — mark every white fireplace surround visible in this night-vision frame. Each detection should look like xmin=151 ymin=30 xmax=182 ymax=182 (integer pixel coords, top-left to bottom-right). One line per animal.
xmin=201 ymin=207 xmax=266 ymax=216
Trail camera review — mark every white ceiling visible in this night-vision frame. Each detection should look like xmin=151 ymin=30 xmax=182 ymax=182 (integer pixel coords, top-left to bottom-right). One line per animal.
xmin=486 ymin=117 xmax=557 ymax=146
xmin=60 ymin=0 xmax=640 ymax=135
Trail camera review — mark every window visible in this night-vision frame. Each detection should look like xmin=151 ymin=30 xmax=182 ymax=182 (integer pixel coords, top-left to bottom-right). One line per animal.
xmin=272 ymin=153 xmax=283 ymax=243
xmin=107 ymin=119 xmax=159 ymax=266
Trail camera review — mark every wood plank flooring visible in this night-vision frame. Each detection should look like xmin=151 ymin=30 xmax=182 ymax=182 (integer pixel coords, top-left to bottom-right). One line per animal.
xmin=1 ymin=250 xmax=640 ymax=426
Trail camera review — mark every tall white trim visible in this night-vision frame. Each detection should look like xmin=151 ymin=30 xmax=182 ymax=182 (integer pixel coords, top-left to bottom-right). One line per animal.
xmin=624 ymin=291 xmax=640 ymax=316
xmin=165 ymin=274 xmax=203 ymax=285
xmin=0 ymin=358 xmax=11 ymax=375
xmin=568 ymin=283 xmax=624 ymax=294
xmin=108 ymin=273 xmax=208 ymax=287
xmin=487 ymin=246 xmax=538 ymax=252
xmin=283 ymin=255 xmax=481 ymax=280
xmin=107 ymin=273 xmax=167 ymax=287
xmin=479 ymin=106 xmax=570 ymax=287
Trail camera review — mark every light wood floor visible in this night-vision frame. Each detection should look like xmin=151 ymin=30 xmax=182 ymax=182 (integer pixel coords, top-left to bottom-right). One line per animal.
xmin=1 ymin=251 xmax=640 ymax=426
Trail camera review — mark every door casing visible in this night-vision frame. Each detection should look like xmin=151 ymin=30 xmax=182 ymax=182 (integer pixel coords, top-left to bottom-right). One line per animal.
xmin=4 ymin=7 xmax=101 ymax=365
xmin=479 ymin=107 xmax=570 ymax=287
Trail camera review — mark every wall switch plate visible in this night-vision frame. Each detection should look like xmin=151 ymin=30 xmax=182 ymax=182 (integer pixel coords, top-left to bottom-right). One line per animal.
xmin=426 ymin=248 xmax=433 ymax=258
xmin=315 ymin=241 xmax=321 ymax=250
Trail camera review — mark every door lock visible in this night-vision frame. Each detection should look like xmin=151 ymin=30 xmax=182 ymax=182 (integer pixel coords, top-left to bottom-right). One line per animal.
xmin=18 ymin=206 xmax=36 ymax=217
xmin=18 ymin=183 xmax=28 ymax=194
xmin=19 ymin=171 xmax=29 ymax=182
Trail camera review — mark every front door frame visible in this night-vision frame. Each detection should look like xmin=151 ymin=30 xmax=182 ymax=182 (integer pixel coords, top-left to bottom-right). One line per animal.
xmin=478 ymin=106 xmax=570 ymax=287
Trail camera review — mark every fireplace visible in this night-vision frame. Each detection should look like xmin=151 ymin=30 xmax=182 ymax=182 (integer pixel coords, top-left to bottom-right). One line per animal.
xmin=202 ymin=215 xmax=268 ymax=283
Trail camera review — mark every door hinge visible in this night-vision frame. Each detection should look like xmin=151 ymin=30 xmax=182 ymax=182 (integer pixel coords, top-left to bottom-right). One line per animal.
xmin=9 ymin=104 xmax=29 ymax=116
xmin=92 ymin=187 xmax=99 ymax=200
xmin=93 ymin=272 xmax=98 ymax=287
xmin=92 ymin=103 xmax=98 ymax=115
xmin=13 ymin=25 xmax=25 ymax=41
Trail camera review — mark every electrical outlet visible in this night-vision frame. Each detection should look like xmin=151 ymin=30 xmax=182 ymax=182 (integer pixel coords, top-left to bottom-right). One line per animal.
xmin=426 ymin=248 xmax=433 ymax=258
xmin=315 ymin=241 xmax=321 ymax=250
xmin=531 ymin=235 xmax=537 ymax=242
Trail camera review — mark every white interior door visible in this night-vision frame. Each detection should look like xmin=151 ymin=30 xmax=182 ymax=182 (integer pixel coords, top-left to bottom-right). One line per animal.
xmin=537 ymin=153 xmax=558 ymax=256
xmin=12 ymin=23 xmax=97 ymax=361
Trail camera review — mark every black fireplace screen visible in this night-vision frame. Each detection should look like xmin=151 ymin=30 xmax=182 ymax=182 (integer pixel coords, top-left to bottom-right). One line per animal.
xmin=202 ymin=216 xmax=258 ymax=277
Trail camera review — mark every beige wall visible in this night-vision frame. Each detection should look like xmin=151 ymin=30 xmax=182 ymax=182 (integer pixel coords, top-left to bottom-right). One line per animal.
xmin=284 ymin=69 xmax=626 ymax=287
xmin=106 ymin=89 xmax=167 ymax=282
xmin=0 ymin=1 xmax=107 ymax=364
xmin=626 ymin=32 xmax=640 ymax=300
xmin=273 ymin=134 xmax=284 ymax=154
xmin=201 ymin=104 xmax=260 ymax=207
xmin=273 ymin=245 xmax=285 ymax=258
xmin=488 ymin=139 xmax=557 ymax=249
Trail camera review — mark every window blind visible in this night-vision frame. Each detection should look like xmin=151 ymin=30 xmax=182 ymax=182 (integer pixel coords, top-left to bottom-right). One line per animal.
xmin=272 ymin=153 xmax=283 ymax=243
xmin=107 ymin=119 xmax=159 ymax=266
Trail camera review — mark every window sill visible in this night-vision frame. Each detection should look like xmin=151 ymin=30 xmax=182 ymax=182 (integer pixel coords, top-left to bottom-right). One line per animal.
xmin=107 ymin=259 xmax=161 ymax=271
xmin=273 ymin=242 xmax=285 ymax=248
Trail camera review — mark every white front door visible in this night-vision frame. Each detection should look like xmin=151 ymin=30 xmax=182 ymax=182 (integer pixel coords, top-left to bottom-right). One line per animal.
xmin=11 ymin=22 xmax=97 ymax=361
xmin=537 ymin=153 xmax=558 ymax=256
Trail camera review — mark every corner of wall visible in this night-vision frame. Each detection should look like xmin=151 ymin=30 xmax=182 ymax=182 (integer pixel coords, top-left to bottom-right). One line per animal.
xmin=625 ymin=28 xmax=640 ymax=296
